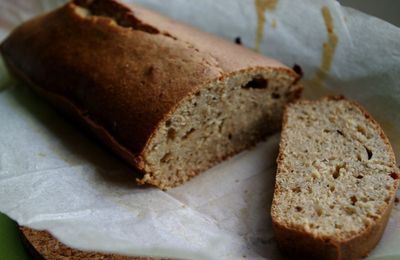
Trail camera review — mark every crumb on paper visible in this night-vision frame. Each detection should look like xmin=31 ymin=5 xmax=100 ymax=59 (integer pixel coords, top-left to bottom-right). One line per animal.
xmin=235 ymin=36 xmax=242 ymax=45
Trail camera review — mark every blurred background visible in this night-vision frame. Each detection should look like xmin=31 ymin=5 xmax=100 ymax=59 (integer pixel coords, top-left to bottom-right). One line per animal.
xmin=341 ymin=0 xmax=400 ymax=26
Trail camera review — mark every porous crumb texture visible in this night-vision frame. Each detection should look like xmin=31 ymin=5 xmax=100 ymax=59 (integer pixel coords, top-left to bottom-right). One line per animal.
xmin=142 ymin=70 xmax=300 ymax=189
xmin=272 ymin=97 xmax=399 ymax=247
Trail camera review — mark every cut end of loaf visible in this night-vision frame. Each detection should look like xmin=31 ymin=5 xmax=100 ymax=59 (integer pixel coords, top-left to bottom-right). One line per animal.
xmin=138 ymin=68 xmax=302 ymax=189
xmin=271 ymin=97 xmax=399 ymax=259
xmin=0 ymin=0 xmax=302 ymax=190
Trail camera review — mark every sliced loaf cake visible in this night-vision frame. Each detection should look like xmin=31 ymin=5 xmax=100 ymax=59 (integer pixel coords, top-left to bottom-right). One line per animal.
xmin=0 ymin=0 xmax=302 ymax=189
xmin=271 ymin=97 xmax=399 ymax=260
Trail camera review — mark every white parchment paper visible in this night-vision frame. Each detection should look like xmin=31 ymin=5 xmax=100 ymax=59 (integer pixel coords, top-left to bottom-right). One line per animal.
xmin=0 ymin=0 xmax=399 ymax=259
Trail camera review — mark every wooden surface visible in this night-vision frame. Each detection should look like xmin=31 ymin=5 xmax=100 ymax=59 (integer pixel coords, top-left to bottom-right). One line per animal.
xmin=20 ymin=227 xmax=166 ymax=260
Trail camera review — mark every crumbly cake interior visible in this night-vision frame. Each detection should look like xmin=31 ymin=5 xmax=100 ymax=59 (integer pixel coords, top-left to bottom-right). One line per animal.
xmin=141 ymin=70 xmax=299 ymax=189
xmin=272 ymin=99 xmax=398 ymax=241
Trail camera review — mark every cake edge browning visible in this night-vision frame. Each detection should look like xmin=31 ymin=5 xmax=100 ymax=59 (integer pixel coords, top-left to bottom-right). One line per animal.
xmin=271 ymin=96 xmax=399 ymax=260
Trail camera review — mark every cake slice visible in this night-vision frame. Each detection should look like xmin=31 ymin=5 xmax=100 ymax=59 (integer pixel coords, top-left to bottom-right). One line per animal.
xmin=271 ymin=97 xmax=399 ymax=260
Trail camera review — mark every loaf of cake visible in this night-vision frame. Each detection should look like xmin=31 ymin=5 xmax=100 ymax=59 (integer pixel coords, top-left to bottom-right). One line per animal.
xmin=271 ymin=97 xmax=399 ymax=259
xmin=1 ymin=0 xmax=302 ymax=189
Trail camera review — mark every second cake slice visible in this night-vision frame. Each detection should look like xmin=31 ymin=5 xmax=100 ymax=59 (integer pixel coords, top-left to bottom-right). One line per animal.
xmin=271 ymin=97 xmax=399 ymax=259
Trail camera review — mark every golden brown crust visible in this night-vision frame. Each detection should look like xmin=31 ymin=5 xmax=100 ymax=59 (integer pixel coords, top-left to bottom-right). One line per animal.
xmin=1 ymin=1 xmax=221 ymax=156
xmin=272 ymin=96 xmax=399 ymax=260
xmin=20 ymin=226 xmax=166 ymax=260
xmin=2 ymin=56 xmax=144 ymax=172
xmin=272 ymin=197 xmax=395 ymax=260
xmin=0 ymin=0 xmax=300 ymax=184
